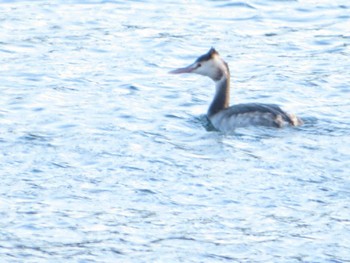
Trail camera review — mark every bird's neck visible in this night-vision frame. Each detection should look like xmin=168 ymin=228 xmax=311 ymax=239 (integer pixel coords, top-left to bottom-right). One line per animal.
xmin=208 ymin=74 xmax=230 ymax=117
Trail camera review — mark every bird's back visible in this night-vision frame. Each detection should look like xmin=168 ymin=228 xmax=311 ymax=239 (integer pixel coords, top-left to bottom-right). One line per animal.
xmin=208 ymin=103 xmax=302 ymax=131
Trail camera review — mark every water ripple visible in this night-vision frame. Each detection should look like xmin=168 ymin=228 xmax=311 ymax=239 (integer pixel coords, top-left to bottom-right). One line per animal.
xmin=0 ymin=0 xmax=349 ymax=262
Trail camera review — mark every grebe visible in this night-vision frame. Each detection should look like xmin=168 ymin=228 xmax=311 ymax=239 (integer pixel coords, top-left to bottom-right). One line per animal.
xmin=169 ymin=48 xmax=303 ymax=131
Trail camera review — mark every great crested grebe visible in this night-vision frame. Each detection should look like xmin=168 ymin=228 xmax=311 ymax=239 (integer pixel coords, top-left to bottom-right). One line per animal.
xmin=169 ymin=48 xmax=303 ymax=131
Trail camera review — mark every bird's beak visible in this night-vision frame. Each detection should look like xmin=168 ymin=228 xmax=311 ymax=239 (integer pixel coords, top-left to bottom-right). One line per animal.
xmin=169 ymin=62 xmax=197 ymax=74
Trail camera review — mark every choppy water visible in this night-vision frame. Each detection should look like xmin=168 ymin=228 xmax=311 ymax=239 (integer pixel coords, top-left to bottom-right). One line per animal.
xmin=1 ymin=0 xmax=350 ymax=262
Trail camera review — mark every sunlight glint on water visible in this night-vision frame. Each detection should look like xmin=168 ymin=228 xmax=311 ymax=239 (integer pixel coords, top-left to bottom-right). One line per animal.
xmin=0 ymin=0 xmax=349 ymax=262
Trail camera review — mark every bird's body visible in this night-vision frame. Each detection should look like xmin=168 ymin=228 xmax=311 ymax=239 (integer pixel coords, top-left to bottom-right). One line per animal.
xmin=209 ymin=103 xmax=300 ymax=132
xmin=170 ymin=48 xmax=302 ymax=131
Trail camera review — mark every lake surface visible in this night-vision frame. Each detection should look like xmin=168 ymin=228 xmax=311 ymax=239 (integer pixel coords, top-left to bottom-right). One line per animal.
xmin=0 ymin=0 xmax=349 ymax=262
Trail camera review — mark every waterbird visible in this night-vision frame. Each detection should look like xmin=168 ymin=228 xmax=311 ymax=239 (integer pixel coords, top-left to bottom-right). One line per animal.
xmin=169 ymin=48 xmax=303 ymax=131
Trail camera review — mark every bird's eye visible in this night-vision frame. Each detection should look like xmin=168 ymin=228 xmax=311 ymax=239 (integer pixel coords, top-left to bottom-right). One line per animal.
xmin=197 ymin=63 xmax=202 ymax=68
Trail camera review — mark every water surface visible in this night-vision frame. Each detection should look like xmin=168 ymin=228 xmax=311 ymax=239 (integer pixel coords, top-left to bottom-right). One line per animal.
xmin=0 ymin=0 xmax=349 ymax=262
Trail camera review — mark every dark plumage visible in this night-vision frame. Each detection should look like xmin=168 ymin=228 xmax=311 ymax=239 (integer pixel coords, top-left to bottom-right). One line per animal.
xmin=219 ymin=103 xmax=297 ymax=128
xmin=195 ymin=47 xmax=218 ymax=63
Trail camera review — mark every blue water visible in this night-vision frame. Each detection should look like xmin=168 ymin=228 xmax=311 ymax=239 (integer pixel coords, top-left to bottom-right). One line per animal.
xmin=1 ymin=0 xmax=350 ymax=262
